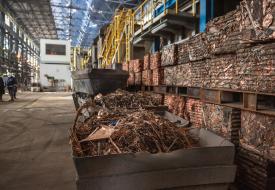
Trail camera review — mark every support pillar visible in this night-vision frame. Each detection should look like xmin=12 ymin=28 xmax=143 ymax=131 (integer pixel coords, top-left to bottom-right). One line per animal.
xmin=199 ymin=0 xmax=215 ymax=32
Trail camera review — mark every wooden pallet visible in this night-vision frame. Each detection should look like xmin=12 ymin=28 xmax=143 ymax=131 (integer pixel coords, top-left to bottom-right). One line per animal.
xmin=138 ymin=85 xmax=275 ymax=116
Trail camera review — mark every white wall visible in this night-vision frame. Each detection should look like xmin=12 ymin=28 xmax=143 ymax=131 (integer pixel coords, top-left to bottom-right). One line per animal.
xmin=40 ymin=63 xmax=71 ymax=87
xmin=40 ymin=39 xmax=71 ymax=64
xmin=39 ymin=39 xmax=72 ymax=89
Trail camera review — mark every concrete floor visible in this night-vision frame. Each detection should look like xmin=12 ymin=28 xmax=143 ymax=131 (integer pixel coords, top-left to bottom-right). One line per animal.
xmin=0 ymin=92 xmax=76 ymax=190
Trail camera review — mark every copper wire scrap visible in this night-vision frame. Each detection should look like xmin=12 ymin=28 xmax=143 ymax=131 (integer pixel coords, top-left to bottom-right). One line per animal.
xmin=94 ymin=89 xmax=162 ymax=109
xmin=70 ymin=91 xmax=197 ymax=157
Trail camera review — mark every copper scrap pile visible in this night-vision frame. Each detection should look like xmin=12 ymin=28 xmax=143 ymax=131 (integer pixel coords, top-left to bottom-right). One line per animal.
xmin=70 ymin=107 xmax=197 ymax=157
xmin=70 ymin=91 xmax=197 ymax=157
xmin=94 ymin=89 xmax=162 ymax=109
xmin=161 ymin=44 xmax=178 ymax=66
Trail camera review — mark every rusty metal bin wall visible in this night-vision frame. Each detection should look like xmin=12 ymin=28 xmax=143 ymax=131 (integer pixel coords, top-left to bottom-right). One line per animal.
xmin=73 ymin=129 xmax=237 ymax=190
xmin=72 ymin=69 xmax=129 ymax=95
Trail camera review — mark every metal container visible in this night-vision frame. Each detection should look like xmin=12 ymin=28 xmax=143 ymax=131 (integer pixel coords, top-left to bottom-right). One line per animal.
xmin=71 ymin=68 xmax=129 ymax=109
xmin=73 ymin=127 xmax=236 ymax=190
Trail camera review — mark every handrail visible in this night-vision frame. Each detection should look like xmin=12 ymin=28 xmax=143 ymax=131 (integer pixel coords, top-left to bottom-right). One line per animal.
xmin=133 ymin=0 xmax=179 ymax=33
xmin=99 ymin=9 xmax=133 ymax=67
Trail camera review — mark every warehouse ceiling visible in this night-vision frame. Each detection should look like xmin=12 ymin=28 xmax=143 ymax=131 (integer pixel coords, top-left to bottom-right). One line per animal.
xmin=5 ymin=0 xmax=58 ymax=42
xmin=5 ymin=0 xmax=139 ymax=47
xmin=51 ymin=0 xmax=139 ymax=47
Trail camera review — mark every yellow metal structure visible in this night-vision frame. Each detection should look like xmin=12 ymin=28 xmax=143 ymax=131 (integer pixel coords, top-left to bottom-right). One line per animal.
xmin=73 ymin=0 xmax=193 ymax=69
xmin=99 ymin=9 xmax=133 ymax=67
xmin=71 ymin=47 xmax=92 ymax=71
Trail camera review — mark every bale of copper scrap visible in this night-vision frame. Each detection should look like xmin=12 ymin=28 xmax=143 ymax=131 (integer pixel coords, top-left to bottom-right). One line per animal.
xmin=235 ymin=43 xmax=275 ymax=93
xmin=239 ymin=0 xmax=275 ymax=42
xmin=93 ymin=89 xmax=163 ymax=109
xmin=132 ymin=59 xmax=144 ymax=73
xmin=70 ymin=106 xmax=197 ymax=157
xmin=178 ymin=40 xmax=190 ymax=64
xmin=150 ymin=52 xmax=161 ymax=69
xmin=129 ymin=60 xmax=134 ymax=72
xmin=143 ymin=54 xmax=150 ymax=70
xmin=142 ymin=70 xmax=152 ymax=86
xmin=188 ymin=33 xmax=209 ymax=61
xmin=134 ymin=72 xmax=142 ymax=85
xmin=161 ymin=44 xmax=178 ymax=66
xmin=127 ymin=72 xmax=135 ymax=85
xmin=163 ymin=66 xmax=177 ymax=86
xmin=164 ymin=95 xmax=187 ymax=119
xmin=122 ymin=61 xmax=129 ymax=71
xmin=206 ymin=9 xmax=243 ymax=55
xmin=152 ymin=68 xmax=164 ymax=86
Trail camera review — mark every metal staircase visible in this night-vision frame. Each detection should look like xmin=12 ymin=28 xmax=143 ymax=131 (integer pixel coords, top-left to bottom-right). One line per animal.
xmin=100 ymin=9 xmax=133 ymax=67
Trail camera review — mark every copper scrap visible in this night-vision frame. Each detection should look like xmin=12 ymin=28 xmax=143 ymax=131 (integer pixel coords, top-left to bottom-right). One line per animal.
xmin=71 ymin=109 xmax=197 ymax=157
xmin=70 ymin=92 xmax=197 ymax=157
xmin=94 ymin=89 xmax=162 ymax=109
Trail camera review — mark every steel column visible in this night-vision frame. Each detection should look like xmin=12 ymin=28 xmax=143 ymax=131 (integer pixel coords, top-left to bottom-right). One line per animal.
xmin=199 ymin=0 xmax=214 ymax=32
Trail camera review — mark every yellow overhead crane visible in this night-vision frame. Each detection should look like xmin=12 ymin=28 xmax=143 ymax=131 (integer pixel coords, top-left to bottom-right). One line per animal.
xmin=99 ymin=9 xmax=134 ymax=67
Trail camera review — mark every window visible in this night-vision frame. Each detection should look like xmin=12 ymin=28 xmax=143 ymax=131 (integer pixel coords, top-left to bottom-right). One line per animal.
xmin=45 ymin=44 xmax=66 ymax=55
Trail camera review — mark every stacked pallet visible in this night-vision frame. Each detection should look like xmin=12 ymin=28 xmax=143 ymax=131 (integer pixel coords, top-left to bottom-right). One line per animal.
xmin=161 ymin=44 xmax=178 ymax=66
xmin=161 ymin=44 xmax=179 ymax=86
xmin=237 ymin=110 xmax=275 ymax=190
xmin=236 ymin=144 xmax=275 ymax=190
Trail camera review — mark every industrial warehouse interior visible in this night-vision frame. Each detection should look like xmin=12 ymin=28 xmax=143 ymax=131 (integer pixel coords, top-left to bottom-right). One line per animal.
xmin=0 ymin=0 xmax=274 ymax=190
